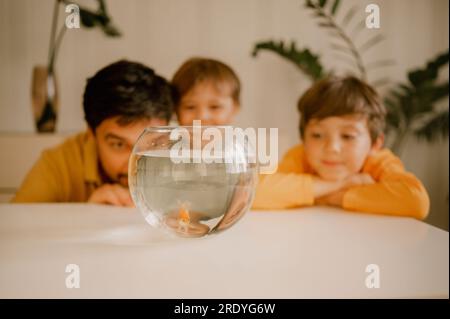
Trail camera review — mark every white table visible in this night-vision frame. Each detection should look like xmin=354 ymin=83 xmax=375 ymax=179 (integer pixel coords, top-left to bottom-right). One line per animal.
xmin=0 ymin=204 xmax=448 ymax=298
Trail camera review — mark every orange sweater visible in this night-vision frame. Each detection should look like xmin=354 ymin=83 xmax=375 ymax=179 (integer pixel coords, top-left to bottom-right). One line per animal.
xmin=252 ymin=144 xmax=430 ymax=220
xmin=12 ymin=131 xmax=102 ymax=203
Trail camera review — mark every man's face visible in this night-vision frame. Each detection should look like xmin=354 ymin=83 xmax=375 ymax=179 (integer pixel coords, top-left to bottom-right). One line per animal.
xmin=303 ymin=115 xmax=382 ymax=181
xmin=92 ymin=116 xmax=167 ymax=187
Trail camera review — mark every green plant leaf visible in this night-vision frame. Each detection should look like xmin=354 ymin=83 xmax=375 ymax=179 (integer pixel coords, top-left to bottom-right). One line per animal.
xmin=305 ymin=0 xmax=315 ymax=9
xmin=96 ymin=0 xmax=111 ymax=25
xmin=330 ymin=42 xmax=352 ymax=54
xmin=414 ymin=110 xmax=449 ymax=142
xmin=77 ymin=1 xmax=121 ymax=36
xmin=79 ymin=8 xmax=97 ymax=28
xmin=101 ymin=23 xmax=121 ymax=37
xmin=398 ymin=84 xmax=413 ymax=94
xmin=326 ymin=29 xmax=344 ymax=40
xmin=384 ymin=97 xmax=399 ymax=112
xmin=331 ymin=52 xmax=360 ymax=73
xmin=252 ymin=40 xmax=325 ymax=81
xmin=385 ymin=110 xmax=400 ymax=130
xmin=408 ymin=51 xmax=449 ymax=87
xmin=313 ymin=11 xmax=327 ymax=18
xmin=98 ymin=0 xmax=107 ymax=13
xmin=429 ymin=82 xmax=450 ymax=103
xmin=318 ymin=22 xmax=334 ymax=28
xmin=303 ymin=0 xmax=368 ymax=79
xmin=366 ymin=59 xmax=396 ymax=70
xmin=331 ymin=0 xmax=341 ymax=16
xmin=384 ymin=51 xmax=449 ymax=147
xmin=433 ymin=51 xmax=450 ymax=67
xmin=348 ymin=18 xmax=367 ymax=40
xmin=341 ymin=5 xmax=358 ymax=28
xmin=358 ymin=34 xmax=385 ymax=54
xmin=371 ymin=77 xmax=391 ymax=88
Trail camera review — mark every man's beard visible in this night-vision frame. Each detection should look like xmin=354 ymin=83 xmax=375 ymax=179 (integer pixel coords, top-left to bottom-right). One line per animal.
xmin=98 ymin=164 xmax=128 ymax=187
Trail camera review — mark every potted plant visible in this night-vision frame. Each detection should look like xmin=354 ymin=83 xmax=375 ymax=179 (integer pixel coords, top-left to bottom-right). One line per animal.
xmin=32 ymin=0 xmax=121 ymax=133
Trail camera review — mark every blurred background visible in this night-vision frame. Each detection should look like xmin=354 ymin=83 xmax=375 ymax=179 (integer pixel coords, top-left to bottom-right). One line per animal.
xmin=0 ymin=0 xmax=448 ymax=230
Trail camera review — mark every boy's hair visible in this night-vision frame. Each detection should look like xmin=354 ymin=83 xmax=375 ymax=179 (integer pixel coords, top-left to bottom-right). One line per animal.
xmin=171 ymin=57 xmax=241 ymax=106
xmin=83 ymin=60 xmax=174 ymax=130
xmin=297 ymin=76 xmax=386 ymax=142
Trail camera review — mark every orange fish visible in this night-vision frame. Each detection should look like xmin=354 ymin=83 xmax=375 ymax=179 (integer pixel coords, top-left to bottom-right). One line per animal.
xmin=178 ymin=204 xmax=190 ymax=224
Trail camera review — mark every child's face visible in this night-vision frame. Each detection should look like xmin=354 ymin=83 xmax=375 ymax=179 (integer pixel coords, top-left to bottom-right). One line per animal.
xmin=303 ymin=115 xmax=382 ymax=181
xmin=176 ymin=81 xmax=238 ymax=126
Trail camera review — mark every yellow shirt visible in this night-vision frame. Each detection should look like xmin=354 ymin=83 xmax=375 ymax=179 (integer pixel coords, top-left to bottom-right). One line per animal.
xmin=12 ymin=131 xmax=102 ymax=203
xmin=252 ymin=144 xmax=430 ymax=220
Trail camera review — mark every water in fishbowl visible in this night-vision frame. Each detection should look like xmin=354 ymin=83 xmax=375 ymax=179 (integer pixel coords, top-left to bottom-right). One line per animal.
xmin=129 ymin=150 xmax=257 ymax=238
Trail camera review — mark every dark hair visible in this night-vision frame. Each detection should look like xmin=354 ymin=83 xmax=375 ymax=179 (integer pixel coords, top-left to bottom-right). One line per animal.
xmin=83 ymin=60 xmax=174 ymax=130
xmin=298 ymin=76 xmax=386 ymax=143
xmin=172 ymin=57 xmax=241 ymax=107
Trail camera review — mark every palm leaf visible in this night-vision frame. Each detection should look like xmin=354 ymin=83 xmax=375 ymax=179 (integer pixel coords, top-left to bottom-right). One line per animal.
xmin=429 ymin=82 xmax=450 ymax=103
xmin=252 ymin=40 xmax=325 ymax=81
xmin=318 ymin=0 xmax=328 ymax=7
xmin=331 ymin=0 xmax=341 ymax=16
xmin=349 ymin=18 xmax=367 ymax=40
xmin=358 ymin=34 xmax=385 ymax=54
xmin=331 ymin=52 xmax=360 ymax=73
xmin=414 ymin=110 xmax=449 ymax=142
xmin=366 ymin=59 xmax=396 ymax=70
xmin=384 ymin=50 xmax=449 ymax=148
xmin=371 ymin=77 xmax=391 ymax=88
xmin=341 ymin=5 xmax=359 ymax=28
xmin=408 ymin=52 xmax=449 ymax=87
xmin=77 ymin=0 xmax=121 ymax=36
xmin=330 ymin=42 xmax=352 ymax=55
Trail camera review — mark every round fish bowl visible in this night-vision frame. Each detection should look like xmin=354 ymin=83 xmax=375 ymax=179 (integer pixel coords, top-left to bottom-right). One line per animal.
xmin=129 ymin=125 xmax=258 ymax=238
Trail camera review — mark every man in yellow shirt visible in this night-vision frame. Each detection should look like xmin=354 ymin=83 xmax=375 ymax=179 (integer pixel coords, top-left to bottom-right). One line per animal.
xmin=12 ymin=60 xmax=174 ymax=206
xmin=253 ymin=76 xmax=430 ymax=220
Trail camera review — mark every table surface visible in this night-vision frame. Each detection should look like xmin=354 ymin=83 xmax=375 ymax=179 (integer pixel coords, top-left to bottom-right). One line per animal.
xmin=0 ymin=203 xmax=448 ymax=298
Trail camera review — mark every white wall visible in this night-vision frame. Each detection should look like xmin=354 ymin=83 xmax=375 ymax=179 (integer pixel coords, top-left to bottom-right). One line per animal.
xmin=0 ymin=0 xmax=448 ymax=229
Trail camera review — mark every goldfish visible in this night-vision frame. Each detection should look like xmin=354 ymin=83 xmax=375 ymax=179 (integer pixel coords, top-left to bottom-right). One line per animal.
xmin=177 ymin=201 xmax=191 ymax=231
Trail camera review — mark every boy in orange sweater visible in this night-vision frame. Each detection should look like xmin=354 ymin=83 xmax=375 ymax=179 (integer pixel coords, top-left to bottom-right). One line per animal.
xmin=253 ymin=76 xmax=430 ymax=220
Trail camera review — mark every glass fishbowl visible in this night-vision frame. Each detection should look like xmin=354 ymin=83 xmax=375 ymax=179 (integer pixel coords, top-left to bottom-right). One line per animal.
xmin=129 ymin=125 xmax=258 ymax=238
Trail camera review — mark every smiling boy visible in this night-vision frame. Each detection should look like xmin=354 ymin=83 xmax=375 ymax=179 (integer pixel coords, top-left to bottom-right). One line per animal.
xmin=12 ymin=60 xmax=174 ymax=206
xmin=253 ymin=76 xmax=430 ymax=219
xmin=172 ymin=57 xmax=240 ymax=126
